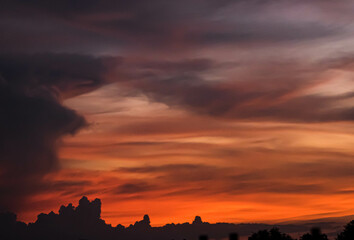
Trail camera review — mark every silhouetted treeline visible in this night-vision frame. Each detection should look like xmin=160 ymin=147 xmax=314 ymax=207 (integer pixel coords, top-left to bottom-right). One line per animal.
xmin=0 ymin=197 xmax=353 ymax=240
xmin=249 ymin=227 xmax=294 ymax=240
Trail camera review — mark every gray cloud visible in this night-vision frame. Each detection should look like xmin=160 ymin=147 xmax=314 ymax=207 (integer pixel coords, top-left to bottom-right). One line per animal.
xmin=119 ymin=59 xmax=354 ymax=122
xmin=0 ymin=0 xmax=347 ymax=53
xmin=0 ymin=53 xmax=117 ymax=97
xmin=0 ymin=86 xmax=86 ymax=211
xmin=0 ymin=53 xmax=116 ymax=212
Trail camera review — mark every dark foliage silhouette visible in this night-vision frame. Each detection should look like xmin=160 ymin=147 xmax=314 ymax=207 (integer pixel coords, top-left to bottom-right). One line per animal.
xmin=229 ymin=232 xmax=239 ymax=240
xmin=336 ymin=220 xmax=354 ymax=240
xmin=0 ymin=196 xmax=352 ymax=240
xmin=198 ymin=232 xmax=239 ymax=240
xmin=199 ymin=234 xmax=208 ymax=240
xmin=193 ymin=216 xmax=203 ymax=225
xmin=300 ymin=228 xmax=328 ymax=240
xmin=132 ymin=214 xmax=151 ymax=230
xmin=248 ymin=227 xmax=294 ymax=240
xmin=0 ymin=212 xmax=26 ymax=240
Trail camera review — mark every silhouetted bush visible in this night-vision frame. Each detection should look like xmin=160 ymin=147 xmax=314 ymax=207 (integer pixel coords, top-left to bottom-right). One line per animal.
xmin=300 ymin=228 xmax=328 ymax=240
xmin=1 ymin=196 xmax=354 ymax=240
xmin=0 ymin=212 xmax=27 ymax=240
xmin=336 ymin=220 xmax=354 ymax=240
xmin=248 ymin=227 xmax=294 ymax=240
xmin=229 ymin=232 xmax=239 ymax=240
xmin=199 ymin=234 xmax=208 ymax=240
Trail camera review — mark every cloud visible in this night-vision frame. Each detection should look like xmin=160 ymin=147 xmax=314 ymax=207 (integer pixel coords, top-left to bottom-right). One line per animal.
xmin=115 ymin=161 xmax=354 ymax=197
xmin=0 ymin=0 xmax=348 ymax=53
xmin=0 ymin=53 xmax=117 ymax=98
xmin=1 ymin=1 xmax=353 ymax=125
xmin=0 ymin=86 xmax=85 ymax=211
xmin=0 ymin=53 xmax=117 ymax=212
xmin=189 ymin=21 xmax=338 ymax=46
xmin=115 ymin=183 xmax=154 ymax=195
xmin=118 ymin=59 xmax=354 ymax=122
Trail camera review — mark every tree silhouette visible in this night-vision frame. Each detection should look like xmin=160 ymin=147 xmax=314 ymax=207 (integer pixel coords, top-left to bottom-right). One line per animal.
xmin=199 ymin=234 xmax=208 ymax=240
xmin=229 ymin=232 xmax=239 ymax=240
xmin=300 ymin=228 xmax=328 ymax=240
xmin=337 ymin=220 xmax=354 ymax=240
xmin=132 ymin=214 xmax=151 ymax=230
xmin=248 ymin=227 xmax=294 ymax=240
xmin=1 ymin=196 xmax=353 ymax=240
xmin=193 ymin=216 xmax=203 ymax=225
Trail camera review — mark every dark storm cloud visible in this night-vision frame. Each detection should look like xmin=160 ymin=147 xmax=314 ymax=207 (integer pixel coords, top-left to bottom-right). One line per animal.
xmin=0 ymin=53 xmax=115 ymax=211
xmin=0 ymin=0 xmax=345 ymax=52
xmin=0 ymin=86 xmax=85 ymax=211
xmin=0 ymin=53 xmax=117 ymax=97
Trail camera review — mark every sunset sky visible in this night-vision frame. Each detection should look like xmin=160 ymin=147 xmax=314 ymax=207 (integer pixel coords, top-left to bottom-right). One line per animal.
xmin=0 ymin=0 xmax=354 ymax=227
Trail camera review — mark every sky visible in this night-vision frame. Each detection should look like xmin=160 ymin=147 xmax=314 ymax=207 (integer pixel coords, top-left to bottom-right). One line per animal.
xmin=0 ymin=0 xmax=354 ymax=227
